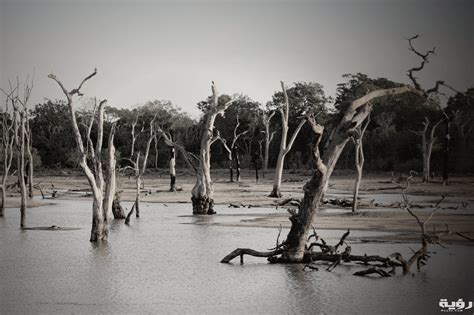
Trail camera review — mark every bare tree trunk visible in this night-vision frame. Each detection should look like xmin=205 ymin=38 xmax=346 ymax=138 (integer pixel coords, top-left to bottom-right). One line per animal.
xmin=90 ymin=195 xmax=107 ymax=242
xmin=415 ymin=117 xmax=443 ymax=183
xmin=128 ymin=114 xmax=156 ymax=219
xmin=351 ymin=114 xmax=370 ymax=212
xmin=352 ymin=165 xmax=362 ymax=212
xmin=154 ymin=133 xmax=160 ymax=171
xmin=104 ymin=126 xmax=118 ymax=219
xmin=234 ymin=146 xmax=241 ymax=182
xmin=229 ymin=157 xmax=234 ymax=182
xmin=216 ymin=114 xmax=248 ymax=183
xmin=135 ymin=175 xmax=141 ymax=218
xmin=191 ymin=82 xmax=235 ymax=214
xmin=261 ymin=111 xmax=275 ymax=178
xmin=169 ymin=144 xmax=177 ymax=192
xmin=17 ymin=113 xmax=27 ymax=228
xmin=442 ymin=117 xmax=450 ymax=185
xmin=25 ymin=119 xmax=34 ymax=198
xmin=269 ymin=82 xmax=306 ymax=198
xmin=49 ymin=69 xmax=117 ymax=242
xmin=0 ymin=96 xmax=15 ymax=217
xmin=270 ymin=152 xmax=285 ymax=198
xmin=0 ymin=185 xmax=5 ymax=216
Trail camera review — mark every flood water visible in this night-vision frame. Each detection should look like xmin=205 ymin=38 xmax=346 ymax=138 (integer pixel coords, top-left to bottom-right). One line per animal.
xmin=1 ymin=199 xmax=473 ymax=314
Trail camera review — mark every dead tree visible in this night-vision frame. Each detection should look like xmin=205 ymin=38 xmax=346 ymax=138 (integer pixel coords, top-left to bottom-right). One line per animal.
xmin=156 ymin=126 xmax=198 ymax=191
xmin=153 ymin=131 xmax=161 ymax=171
xmin=269 ymin=82 xmax=307 ymax=198
xmin=441 ymin=111 xmax=451 ymax=185
xmin=261 ymin=110 xmax=276 ymax=178
xmin=216 ymin=114 xmax=249 ymax=182
xmin=8 ymin=78 xmax=33 ymax=228
xmin=0 ymin=89 xmax=16 ymax=216
xmin=191 ymin=82 xmax=235 ymax=214
xmin=411 ymin=117 xmax=443 ymax=183
xmin=351 ymin=112 xmax=370 ymax=212
xmin=168 ymin=132 xmax=177 ymax=192
xmin=222 ymin=84 xmax=422 ymax=263
xmin=25 ymin=112 xmax=34 ymax=198
xmin=49 ymin=69 xmax=117 ymax=242
xmin=126 ymin=114 xmax=157 ymax=218
xmin=406 ymin=35 xmax=460 ymax=183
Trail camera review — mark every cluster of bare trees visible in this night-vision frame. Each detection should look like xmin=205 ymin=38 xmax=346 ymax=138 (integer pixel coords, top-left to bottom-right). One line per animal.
xmin=221 ymin=35 xmax=471 ymax=274
xmin=1 ymin=34 xmax=470 ymax=277
xmin=1 ymin=76 xmax=34 ymax=228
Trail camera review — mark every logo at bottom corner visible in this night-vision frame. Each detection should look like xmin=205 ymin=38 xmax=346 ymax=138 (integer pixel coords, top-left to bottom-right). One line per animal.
xmin=439 ymin=299 xmax=473 ymax=312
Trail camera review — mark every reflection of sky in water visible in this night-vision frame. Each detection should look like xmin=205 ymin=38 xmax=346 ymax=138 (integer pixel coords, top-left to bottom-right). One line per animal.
xmin=1 ymin=199 xmax=472 ymax=314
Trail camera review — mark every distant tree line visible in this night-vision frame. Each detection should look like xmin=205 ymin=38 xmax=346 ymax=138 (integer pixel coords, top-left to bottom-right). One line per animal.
xmin=18 ymin=74 xmax=473 ymax=175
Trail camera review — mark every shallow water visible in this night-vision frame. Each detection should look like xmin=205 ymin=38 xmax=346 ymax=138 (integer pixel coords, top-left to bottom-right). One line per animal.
xmin=1 ymin=199 xmax=473 ymax=314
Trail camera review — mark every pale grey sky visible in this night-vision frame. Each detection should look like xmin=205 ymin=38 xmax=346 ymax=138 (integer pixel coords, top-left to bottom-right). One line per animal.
xmin=1 ymin=0 xmax=472 ymax=117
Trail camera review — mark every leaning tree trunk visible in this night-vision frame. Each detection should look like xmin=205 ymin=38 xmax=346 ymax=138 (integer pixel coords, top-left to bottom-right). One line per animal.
xmin=222 ymin=84 xmax=423 ymax=263
xmin=282 ymin=150 xmax=328 ymax=261
xmin=191 ymin=82 xmax=235 ymax=214
xmin=281 ymin=87 xmax=420 ymax=261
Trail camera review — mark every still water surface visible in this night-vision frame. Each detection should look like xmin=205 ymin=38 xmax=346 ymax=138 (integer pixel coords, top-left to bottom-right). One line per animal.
xmin=1 ymin=199 xmax=472 ymax=314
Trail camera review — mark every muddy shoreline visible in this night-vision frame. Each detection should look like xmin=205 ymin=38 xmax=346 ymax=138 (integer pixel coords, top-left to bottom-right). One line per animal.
xmin=4 ymin=169 xmax=474 ymax=245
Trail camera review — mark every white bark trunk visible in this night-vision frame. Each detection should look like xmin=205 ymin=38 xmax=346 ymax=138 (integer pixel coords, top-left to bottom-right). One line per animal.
xmin=191 ymin=82 xmax=234 ymax=214
xmin=269 ymin=82 xmax=306 ymax=198
xmin=49 ymin=70 xmax=115 ymax=241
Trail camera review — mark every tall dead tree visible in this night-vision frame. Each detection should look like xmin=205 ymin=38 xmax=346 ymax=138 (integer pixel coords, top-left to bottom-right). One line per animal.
xmin=126 ymin=114 xmax=157 ymax=218
xmin=191 ymin=82 xmax=235 ymax=214
xmin=261 ymin=110 xmax=276 ymax=178
xmin=269 ymin=82 xmax=306 ymax=198
xmin=223 ymin=85 xmax=422 ymax=262
xmin=351 ymin=112 xmax=370 ymax=212
xmin=412 ymin=117 xmax=443 ymax=182
xmin=7 ymin=78 xmax=33 ymax=228
xmin=49 ymin=69 xmax=117 ymax=241
xmin=217 ymin=114 xmax=249 ymax=182
xmin=0 ymin=90 xmax=16 ymax=217
xmin=154 ymin=131 xmax=161 ymax=171
xmin=406 ymin=35 xmax=457 ymax=183
xmin=25 ymin=115 xmax=34 ymax=198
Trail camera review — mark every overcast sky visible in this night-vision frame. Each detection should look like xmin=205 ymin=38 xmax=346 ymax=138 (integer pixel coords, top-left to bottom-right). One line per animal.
xmin=1 ymin=0 xmax=472 ymax=117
